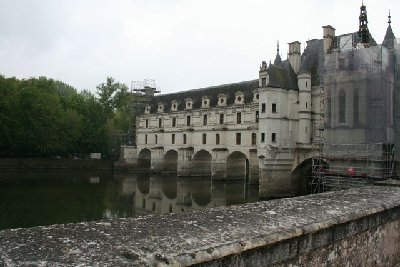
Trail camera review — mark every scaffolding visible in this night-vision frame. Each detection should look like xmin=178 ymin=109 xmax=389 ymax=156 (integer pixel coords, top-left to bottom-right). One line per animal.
xmin=127 ymin=79 xmax=160 ymax=146
xmin=311 ymin=36 xmax=398 ymax=193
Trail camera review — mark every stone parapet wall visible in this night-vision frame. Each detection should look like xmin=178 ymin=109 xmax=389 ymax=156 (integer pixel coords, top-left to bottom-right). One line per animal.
xmin=1 ymin=187 xmax=400 ymax=266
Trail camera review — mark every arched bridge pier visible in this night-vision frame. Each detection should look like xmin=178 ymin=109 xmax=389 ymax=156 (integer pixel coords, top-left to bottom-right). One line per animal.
xmin=135 ymin=146 xmax=259 ymax=183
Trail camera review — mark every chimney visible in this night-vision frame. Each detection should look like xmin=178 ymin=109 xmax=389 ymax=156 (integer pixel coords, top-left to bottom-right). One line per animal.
xmin=322 ymin=25 xmax=336 ymax=54
xmin=288 ymin=41 xmax=301 ymax=73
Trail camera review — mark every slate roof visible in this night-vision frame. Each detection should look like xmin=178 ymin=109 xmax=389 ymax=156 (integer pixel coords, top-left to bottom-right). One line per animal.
xmin=383 ymin=25 xmax=396 ymax=49
xmin=299 ymin=39 xmax=324 ymax=86
xmin=149 ymin=80 xmax=259 ymax=113
xmin=267 ymin=60 xmax=298 ymax=90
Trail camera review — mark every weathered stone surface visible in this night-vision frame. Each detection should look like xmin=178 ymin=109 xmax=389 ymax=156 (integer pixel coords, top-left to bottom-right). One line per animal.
xmin=1 ymin=186 xmax=400 ymax=266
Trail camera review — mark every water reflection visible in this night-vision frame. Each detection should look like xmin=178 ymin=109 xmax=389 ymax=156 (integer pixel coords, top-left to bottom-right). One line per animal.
xmin=117 ymin=173 xmax=259 ymax=217
xmin=0 ymin=170 xmax=258 ymax=230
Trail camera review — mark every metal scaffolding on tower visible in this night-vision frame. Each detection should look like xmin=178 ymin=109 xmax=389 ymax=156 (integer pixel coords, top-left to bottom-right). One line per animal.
xmin=310 ymin=35 xmax=397 ymax=193
xmin=129 ymin=79 xmax=160 ymax=146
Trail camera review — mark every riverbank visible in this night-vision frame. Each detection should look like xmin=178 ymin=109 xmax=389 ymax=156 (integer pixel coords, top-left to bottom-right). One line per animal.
xmin=0 ymin=158 xmax=114 ymax=170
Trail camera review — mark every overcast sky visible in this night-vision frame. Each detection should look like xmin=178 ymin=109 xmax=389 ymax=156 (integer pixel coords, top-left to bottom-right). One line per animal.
xmin=0 ymin=0 xmax=398 ymax=94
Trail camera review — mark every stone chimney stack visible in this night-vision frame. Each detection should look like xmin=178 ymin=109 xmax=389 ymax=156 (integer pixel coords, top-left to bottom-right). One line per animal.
xmin=288 ymin=41 xmax=301 ymax=73
xmin=322 ymin=25 xmax=336 ymax=54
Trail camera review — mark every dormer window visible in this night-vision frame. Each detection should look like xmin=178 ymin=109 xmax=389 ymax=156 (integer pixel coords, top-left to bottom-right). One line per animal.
xmin=218 ymin=94 xmax=227 ymax=107
xmin=201 ymin=96 xmax=210 ymax=108
xmin=157 ymin=103 xmax=164 ymax=113
xmin=259 ymin=72 xmax=269 ymax=88
xmin=234 ymin=91 xmax=244 ymax=105
xmin=171 ymin=100 xmax=179 ymax=112
xmin=253 ymin=90 xmax=260 ymax=102
xmin=145 ymin=105 xmax=151 ymax=114
xmin=185 ymin=98 xmax=193 ymax=110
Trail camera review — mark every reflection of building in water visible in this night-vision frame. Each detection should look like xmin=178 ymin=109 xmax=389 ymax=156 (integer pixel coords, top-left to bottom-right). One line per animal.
xmin=132 ymin=175 xmax=258 ymax=215
xmin=119 ymin=177 xmax=136 ymax=196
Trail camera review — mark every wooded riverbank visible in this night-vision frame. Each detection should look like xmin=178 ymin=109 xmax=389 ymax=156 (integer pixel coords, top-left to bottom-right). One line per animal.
xmin=0 ymin=158 xmax=114 ymax=169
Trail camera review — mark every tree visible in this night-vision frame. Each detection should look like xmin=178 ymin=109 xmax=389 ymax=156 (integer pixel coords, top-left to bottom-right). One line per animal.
xmin=96 ymin=77 xmax=135 ymax=157
xmin=0 ymin=74 xmax=136 ymax=159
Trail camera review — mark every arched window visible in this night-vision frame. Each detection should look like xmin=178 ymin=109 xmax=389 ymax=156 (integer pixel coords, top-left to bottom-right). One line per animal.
xmin=339 ymin=90 xmax=346 ymax=123
xmin=354 ymin=89 xmax=359 ymax=123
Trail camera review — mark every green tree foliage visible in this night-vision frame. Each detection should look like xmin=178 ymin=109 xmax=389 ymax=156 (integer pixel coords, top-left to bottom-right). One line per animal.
xmin=0 ymin=75 xmax=136 ymax=159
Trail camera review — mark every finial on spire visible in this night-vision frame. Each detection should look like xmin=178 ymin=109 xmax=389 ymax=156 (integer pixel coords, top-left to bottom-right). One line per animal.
xmin=388 ymin=10 xmax=391 ymax=25
xmin=277 ymin=40 xmax=280 ymax=55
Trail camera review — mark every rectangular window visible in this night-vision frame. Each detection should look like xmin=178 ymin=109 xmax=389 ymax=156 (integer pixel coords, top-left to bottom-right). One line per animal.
xmin=261 ymin=78 xmax=266 ymax=87
xmin=272 ymin=103 xmax=277 ymax=113
xmin=271 ymin=133 xmax=276 ymax=143
xmin=219 ymin=113 xmax=224 ymax=124
xmin=216 ymin=134 xmax=220 ymax=145
xmin=261 ymin=103 xmax=266 ymax=113
xmin=172 ymin=134 xmax=175 ymax=144
xmin=187 ymin=116 xmax=191 ymax=126
xmin=237 ymin=112 xmax=241 ymax=124
xmin=172 ymin=117 xmax=176 ymax=127
xmin=155 ymin=134 xmax=158 ymax=144
xmin=256 ymin=111 xmax=259 ymax=123
xmin=339 ymin=58 xmax=345 ymax=70
xmin=261 ymin=133 xmax=265 ymax=143
xmin=354 ymin=91 xmax=359 ymax=123
xmin=236 ymin=133 xmax=241 ymax=145
xmin=252 ymin=133 xmax=257 ymax=145
xmin=159 ymin=118 xmax=162 ymax=128
xmin=203 ymin=114 xmax=207 ymax=125
xmin=145 ymin=119 xmax=149 ymax=128
xmin=202 ymin=133 xmax=207 ymax=144
xmin=183 ymin=134 xmax=187 ymax=144
xmin=339 ymin=91 xmax=346 ymax=123
xmin=145 ymin=134 xmax=148 ymax=144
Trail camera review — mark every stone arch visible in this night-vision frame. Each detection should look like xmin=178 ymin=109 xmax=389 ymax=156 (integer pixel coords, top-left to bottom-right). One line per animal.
xmin=192 ymin=149 xmax=212 ymax=176
xmin=163 ymin=150 xmax=178 ymax=174
xmin=227 ymin=151 xmax=249 ymax=180
xmin=291 ymin=158 xmax=314 ymax=195
xmin=137 ymin=149 xmax=151 ymax=169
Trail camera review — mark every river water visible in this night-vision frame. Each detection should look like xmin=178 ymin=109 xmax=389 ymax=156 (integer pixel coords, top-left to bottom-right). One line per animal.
xmin=0 ymin=170 xmax=259 ymax=230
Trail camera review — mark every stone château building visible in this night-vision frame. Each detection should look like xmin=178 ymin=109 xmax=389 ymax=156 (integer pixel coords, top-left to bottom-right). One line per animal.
xmin=127 ymin=4 xmax=398 ymax=198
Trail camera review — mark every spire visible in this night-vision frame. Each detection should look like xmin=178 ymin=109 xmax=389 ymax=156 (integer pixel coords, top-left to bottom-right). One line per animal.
xmin=383 ymin=10 xmax=396 ymax=49
xmin=358 ymin=2 xmax=370 ymax=45
xmin=274 ymin=40 xmax=282 ymax=65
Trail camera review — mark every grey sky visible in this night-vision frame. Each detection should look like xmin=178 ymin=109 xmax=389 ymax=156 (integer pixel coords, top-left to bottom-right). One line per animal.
xmin=0 ymin=0 xmax=398 ymax=94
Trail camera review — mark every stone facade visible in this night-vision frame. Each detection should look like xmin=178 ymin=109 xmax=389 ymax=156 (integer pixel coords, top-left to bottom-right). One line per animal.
xmin=136 ymin=80 xmax=261 ymax=184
